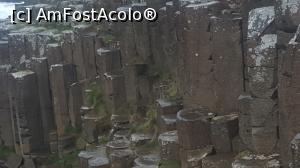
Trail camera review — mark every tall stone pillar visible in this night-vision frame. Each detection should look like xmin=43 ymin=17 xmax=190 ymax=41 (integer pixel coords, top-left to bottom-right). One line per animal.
xmin=9 ymin=70 xmax=45 ymax=155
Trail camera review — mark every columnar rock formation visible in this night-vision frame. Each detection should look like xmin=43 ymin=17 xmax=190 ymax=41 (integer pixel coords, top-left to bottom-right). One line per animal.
xmin=1 ymin=0 xmax=300 ymax=167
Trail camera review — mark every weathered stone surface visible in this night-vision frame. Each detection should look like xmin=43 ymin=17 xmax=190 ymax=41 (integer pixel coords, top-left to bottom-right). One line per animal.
xmin=96 ymin=48 xmax=121 ymax=76
xmin=246 ymin=34 xmax=278 ymax=98
xmin=0 ymin=65 xmax=13 ymax=147
xmin=113 ymin=130 xmax=130 ymax=141
xmin=279 ymin=37 xmax=300 ymax=165
xmin=31 ymin=57 xmax=55 ymax=150
xmin=110 ymin=149 xmax=135 ymax=168
xmin=247 ymin=67 xmax=277 ymax=98
xmin=118 ymin=4 xmax=151 ymax=65
xmin=290 ymin=133 xmax=300 ymax=168
xmin=9 ymin=70 xmax=45 ymax=154
xmin=248 ymin=6 xmax=275 ymax=39
xmin=180 ymin=145 xmax=213 ymax=168
xmin=22 ymin=156 xmax=36 ymax=168
xmin=177 ymin=108 xmax=211 ymax=149
xmin=8 ymin=33 xmax=26 ymax=68
xmin=182 ymin=1 xmax=222 ymax=111
xmin=79 ymin=151 xmax=97 ymax=168
xmin=238 ymin=95 xmax=278 ymax=153
xmin=239 ymin=95 xmax=277 ymax=127
xmin=247 ymin=34 xmax=277 ymax=68
xmin=81 ymin=115 xmax=103 ymax=143
xmin=6 ymin=154 xmax=22 ymax=168
xmin=123 ymin=64 xmax=152 ymax=114
xmin=134 ymin=154 xmax=160 ymax=168
xmin=130 ymin=133 xmax=152 ymax=146
xmin=50 ymin=64 xmax=77 ymax=137
xmin=158 ymin=130 xmax=179 ymax=160
xmin=106 ymin=139 xmax=130 ymax=157
xmin=210 ymin=15 xmax=244 ymax=115
xmin=156 ymin=99 xmax=182 ymax=132
xmin=82 ymin=32 xmax=97 ymax=79
xmin=275 ymin=0 xmax=300 ymax=32
xmin=0 ymin=40 xmax=9 ymax=64
xmin=159 ymin=114 xmax=177 ymax=133
xmin=36 ymin=32 xmax=54 ymax=57
xmin=88 ymin=156 xmax=110 ymax=168
xmin=202 ymin=153 xmax=234 ymax=168
xmin=156 ymin=99 xmax=183 ymax=116
xmin=211 ymin=114 xmax=238 ymax=153
xmin=44 ymin=43 xmax=63 ymax=66
xmin=61 ymin=30 xmax=74 ymax=64
xmin=232 ymin=136 xmax=247 ymax=153
xmin=104 ymin=73 xmax=128 ymax=120
xmin=72 ymin=33 xmax=86 ymax=80
xmin=49 ymin=141 xmax=58 ymax=154
xmin=68 ymin=82 xmax=83 ymax=129
xmin=57 ymin=135 xmax=76 ymax=153
xmin=232 ymin=152 xmax=281 ymax=168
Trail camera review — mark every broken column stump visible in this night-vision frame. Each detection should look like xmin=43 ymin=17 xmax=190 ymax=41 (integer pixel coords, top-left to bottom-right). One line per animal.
xmin=79 ymin=151 xmax=96 ymax=168
xmin=177 ymin=108 xmax=211 ymax=149
xmin=109 ymin=149 xmax=135 ymax=168
xmin=210 ymin=114 xmax=238 ymax=153
xmin=106 ymin=139 xmax=130 ymax=157
xmin=156 ymin=99 xmax=183 ymax=133
xmin=158 ymin=130 xmax=179 ymax=160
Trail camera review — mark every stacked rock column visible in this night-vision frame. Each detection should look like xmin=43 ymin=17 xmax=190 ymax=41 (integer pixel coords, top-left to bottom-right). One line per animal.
xmin=238 ymin=6 xmax=278 ymax=154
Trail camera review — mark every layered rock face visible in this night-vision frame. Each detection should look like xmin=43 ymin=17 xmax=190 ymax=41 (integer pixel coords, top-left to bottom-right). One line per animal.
xmin=1 ymin=0 xmax=300 ymax=167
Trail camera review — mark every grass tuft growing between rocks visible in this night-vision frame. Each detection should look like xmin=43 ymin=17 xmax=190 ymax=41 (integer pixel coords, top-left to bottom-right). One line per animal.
xmin=86 ymin=83 xmax=109 ymax=119
xmin=0 ymin=146 xmax=14 ymax=160
xmin=45 ymin=150 xmax=80 ymax=168
xmin=129 ymin=104 xmax=158 ymax=139
xmin=159 ymin=160 xmax=181 ymax=168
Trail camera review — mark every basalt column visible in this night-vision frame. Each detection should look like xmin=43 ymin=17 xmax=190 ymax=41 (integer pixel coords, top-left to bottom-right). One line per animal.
xmin=278 ymin=29 xmax=300 ymax=167
xmin=239 ymin=6 xmax=278 ymax=154
xmin=276 ymin=0 xmax=300 ymax=166
xmin=117 ymin=4 xmax=153 ymax=115
xmin=31 ymin=57 xmax=55 ymax=150
xmin=181 ymin=1 xmax=244 ymax=115
xmin=0 ymin=65 xmax=14 ymax=147
xmin=9 ymin=70 xmax=45 ymax=155
xmin=50 ymin=64 xmax=77 ymax=137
